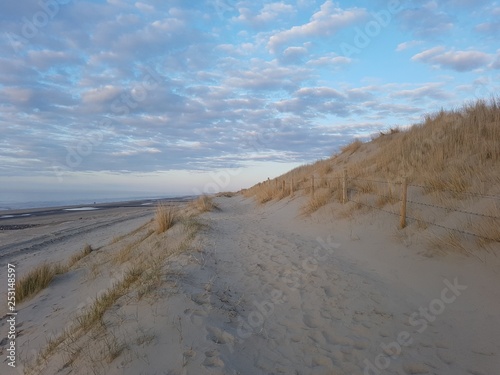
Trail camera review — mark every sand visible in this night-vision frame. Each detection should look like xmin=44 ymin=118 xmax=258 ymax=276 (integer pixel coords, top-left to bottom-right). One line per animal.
xmin=1 ymin=195 xmax=499 ymax=374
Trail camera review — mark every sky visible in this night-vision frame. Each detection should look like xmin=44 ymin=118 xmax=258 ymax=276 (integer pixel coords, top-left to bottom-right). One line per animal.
xmin=1 ymin=0 xmax=499 ymax=205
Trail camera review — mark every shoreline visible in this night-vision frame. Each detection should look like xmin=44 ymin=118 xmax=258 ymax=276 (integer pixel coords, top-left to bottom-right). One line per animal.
xmin=0 ymin=198 xmax=192 ymax=283
xmin=0 ymin=196 xmax=195 ymax=220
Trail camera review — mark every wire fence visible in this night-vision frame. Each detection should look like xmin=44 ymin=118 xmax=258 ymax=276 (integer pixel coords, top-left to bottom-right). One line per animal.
xmin=263 ymin=172 xmax=500 ymax=243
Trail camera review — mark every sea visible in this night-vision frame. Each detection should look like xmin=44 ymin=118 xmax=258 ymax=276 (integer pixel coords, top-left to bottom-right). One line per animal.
xmin=0 ymin=193 xmax=187 ymax=211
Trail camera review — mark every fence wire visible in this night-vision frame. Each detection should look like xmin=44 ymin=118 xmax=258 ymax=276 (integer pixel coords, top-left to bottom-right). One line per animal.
xmin=271 ymin=174 xmax=500 ymax=243
xmin=407 ymin=183 xmax=500 ymax=200
xmin=405 ymin=215 xmax=499 ymax=243
xmin=350 ymin=177 xmax=402 ymax=185
xmin=407 ymin=199 xmax=500 ymax=220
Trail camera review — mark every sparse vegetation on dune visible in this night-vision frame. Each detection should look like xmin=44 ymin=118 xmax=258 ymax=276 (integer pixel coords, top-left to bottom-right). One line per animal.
xmin=155 ymin=203 xmax=177 ymax=233
xmin=192 ymin=195 xmax=218 ymax=212
xmin=23 ymin=201 xmax=207 ymax=375
xmin=243 ymin=98 xmax=500 ymax=252
xmin=16 ymin=263 xmax=65 ymax=303
xmin=17 ymin=242 xmax=99 ymax=303
xmin=68 ymin=243 xmax=93 ymax=268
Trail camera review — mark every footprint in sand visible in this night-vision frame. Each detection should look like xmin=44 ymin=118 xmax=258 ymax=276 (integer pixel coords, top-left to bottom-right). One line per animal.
xmin=436 ymin=348 xmax=454 ymax=365
xmin=322 ymin=331 xmax=354 ymax=347
xmin=321 ymin=285 xmax=337 ymax=298
xmin=302 ymin=313 xmax=322 ymax=329
xmin=402 ymin=363 xmax=431 ymax=374
xmin=203 ymin=350 xmax=225 ymax=368
xmin=206 ymin=326 xmax=234 ymax=345
xmin=348 ymin=335 xmax=371 ymax=350
xmin=184 ymin=308 xmax=208 ymax=326
xmin=191 ymin=292 xmax=210 ymax=306
xmin=256 ymin=263 xmax=267 ymax=271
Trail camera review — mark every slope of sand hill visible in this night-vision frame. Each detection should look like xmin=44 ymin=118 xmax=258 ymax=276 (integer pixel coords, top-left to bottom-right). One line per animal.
xmin=2 ymin=195 xmax=499 ymax=374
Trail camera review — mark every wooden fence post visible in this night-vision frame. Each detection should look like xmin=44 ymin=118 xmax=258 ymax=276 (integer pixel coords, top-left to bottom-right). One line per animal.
xmin=282 ymin=180 xmax=286 ymax=192
xmin=342 ymin=169 xmax=348 ymax=203
xmin=311 ymin=175 xmax=315 ymax=197
xmin=290 ymin=178 xmax=294 ymax=196
xmin=400 ymin=176 xmax=408 ymax=229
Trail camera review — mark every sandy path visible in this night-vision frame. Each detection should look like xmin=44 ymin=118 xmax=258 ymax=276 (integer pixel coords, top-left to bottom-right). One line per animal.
xmin=161 ymin=196 xmax=499 ymax=375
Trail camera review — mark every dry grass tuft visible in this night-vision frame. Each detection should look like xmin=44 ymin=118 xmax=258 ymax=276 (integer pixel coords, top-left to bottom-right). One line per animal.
xmin=77 ymin=266 xmax=143 ymax=332
xmin=375 ymin=185 xmax=400 ymax=207
xmin=243 ymin=183 xmax=274 ymax=204
xmin=427 ymin=230 xmax=469 ymax=255
xmin=341 ymin=139 xmax=363 ymax=155
xmin=68 ymin=244 xmax=93 ymax=268
xmin=193 ymin=195 xmax=218 ymax=212
xmin=471 ymin=214 xmax=500 ymax=248
xmin=302 ymin=190 xmax=332 ymax=214
xmin=16 ymin=263 xmax=66 ymax=303
xmin=216 ymin=191 xmax=237 ymax=198
xmin=155 ymin=203 xmax=176 ymax=233
xmin=378 ymin=127 xmax=401 ymax=137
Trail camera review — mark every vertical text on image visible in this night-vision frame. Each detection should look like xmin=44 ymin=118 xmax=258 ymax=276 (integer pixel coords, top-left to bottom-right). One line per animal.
xmin=6 ymin=263 xmax=17 ymax=368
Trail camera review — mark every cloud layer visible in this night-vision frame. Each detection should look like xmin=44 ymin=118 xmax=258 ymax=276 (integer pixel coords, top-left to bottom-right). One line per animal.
xmin=0 ymin=0 xmax=499 ymax=196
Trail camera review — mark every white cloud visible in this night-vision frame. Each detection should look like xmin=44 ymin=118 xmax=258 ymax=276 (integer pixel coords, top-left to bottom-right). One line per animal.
xmin=135 ymin=2 xmax=155 ymax=13
xmin=28 ymin=50 xmax=83 ymax=70
xmin=237 ymin=2 xmax=296 ymax=28
xmin=267 ymin=1 xmax=367 ymax=53
xmin=412 ymin=47 xmax=492 ymax=72
xmin=398 ymin=2 xmax=454 ymax=38
xmin=2 ymin=87 xmax=33 ymax=104
xmin=307 ymin=54 xmax=352 ymax=66
xmin=394 ymin=82 xmax=453 ymax=101
xmin=475 ymin=21 xmax=500 ymax=34
xmin=281 ymin=46 xmax=309 ymax=63
xmin=396 ymin=40 xmax=424 ymax=52
xmin=81 ymin=85 xmax=122 ymax=105
xmin=296 ymin=87 xmax=344 ymax=99
xmin=491 ymin=52 xmax=500 ymax=70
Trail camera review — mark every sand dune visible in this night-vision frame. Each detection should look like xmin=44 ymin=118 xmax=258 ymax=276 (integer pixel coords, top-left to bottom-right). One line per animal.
xmin=1 ymin=195 xmax=499 ymax=374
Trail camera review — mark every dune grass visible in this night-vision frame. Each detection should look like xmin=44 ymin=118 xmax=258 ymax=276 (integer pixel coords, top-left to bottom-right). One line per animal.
xmin=341 ymin=139 xmax=363 ymax=155
xmin=68 ymin=244 xmax=93 ymax=268
xmin=302 ymin=190 xmax=332 ymax=215
xmin=27 ymin=205 xmax=206 ymax=375
xmin=15 ymin=263 xmax=66 ymax=303
xmin=17 ymin=243 xmax=97 ymax=303
xmin=155 ymin=203 xmax=177 ymax=233
xmin=192 ymin=195 xmax=218 ymax=212
xmin=77 ymin=266 xmax=143 ymax=332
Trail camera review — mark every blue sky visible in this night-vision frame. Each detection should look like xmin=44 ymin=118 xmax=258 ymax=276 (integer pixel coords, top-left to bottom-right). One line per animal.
xmin=1 ymin=0 xmax=499 ymax=203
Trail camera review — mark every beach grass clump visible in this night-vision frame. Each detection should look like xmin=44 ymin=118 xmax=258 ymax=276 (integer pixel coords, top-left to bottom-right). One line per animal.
xmin=470 ymin=212 xmax=500 ymax=248
xmin=77 ymin=266 xmax=143 ymax=331
xmin=193 ymin=195 xmax=218 ymax=212
xmin=341 ymin=139 xmax=363 ymax=155
xmin=16 ymin=263 xmax=66 ymax=303
xmin=155 ymin=203 xmax=176 ymax=233
xmin=68 ymin=244 xmax=93 ymax=268
xmin=302 ymin=190 xmax=332 ymax=215
xmin=256 ymin=184 xmax=280 ymax=204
